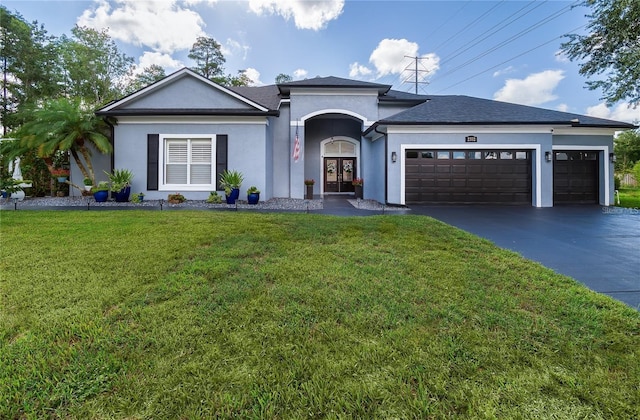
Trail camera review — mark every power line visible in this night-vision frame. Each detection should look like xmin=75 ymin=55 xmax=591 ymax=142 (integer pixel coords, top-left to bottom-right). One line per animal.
xmin=433 ymin=23 xmax=587 ymax=94
xmin=431 ymin=1 xmax=577 ymax=84
xmin=440 ymin=0 xmax=543 ymax=65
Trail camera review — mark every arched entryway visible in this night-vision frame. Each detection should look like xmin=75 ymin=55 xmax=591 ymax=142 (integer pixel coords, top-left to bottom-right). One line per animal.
xmin=321 ymin=138 xmax=360 ymax=193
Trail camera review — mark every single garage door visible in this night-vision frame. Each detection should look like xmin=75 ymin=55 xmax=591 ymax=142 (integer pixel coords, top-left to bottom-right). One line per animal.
xmin=553 ymin=151 xmax=598 ymax=204
xmin=405 ymin=149 xmax=532 ymax=204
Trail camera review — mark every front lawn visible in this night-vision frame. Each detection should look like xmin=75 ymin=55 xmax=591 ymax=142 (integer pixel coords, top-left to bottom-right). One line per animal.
xmin=617 ymin=187 xmax=640 ymax=208
xmin=1 ymin=211 xmax=638 ymax=418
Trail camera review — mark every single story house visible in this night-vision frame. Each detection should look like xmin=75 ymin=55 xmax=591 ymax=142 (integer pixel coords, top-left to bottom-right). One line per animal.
xmin=86 ymin=67 xmax=635 ymax=207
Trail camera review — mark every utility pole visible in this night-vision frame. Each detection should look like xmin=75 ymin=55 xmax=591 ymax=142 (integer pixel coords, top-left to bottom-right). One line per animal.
xmin=402 ymin=56 xmax=431 ymax=94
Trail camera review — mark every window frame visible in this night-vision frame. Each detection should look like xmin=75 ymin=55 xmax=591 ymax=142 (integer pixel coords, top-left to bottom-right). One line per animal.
xmin=159 ymin=134 xmax=216 ymax=191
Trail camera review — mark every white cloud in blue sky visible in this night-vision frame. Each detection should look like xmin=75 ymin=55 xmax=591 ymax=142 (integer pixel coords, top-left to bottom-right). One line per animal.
xmin=248 ymin=0 xmax=344 ymax=30
xmin=494 ymin=70 xmax=565 ymax=106
xmin=77 ymin=0 xmax=207 ymax=53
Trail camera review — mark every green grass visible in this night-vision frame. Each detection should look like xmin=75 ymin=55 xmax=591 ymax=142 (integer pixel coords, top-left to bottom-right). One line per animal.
xmin=1 ymin=211 xmax=639 ymax=419
xmin=617 ymin=187 xmax=640 ymax=208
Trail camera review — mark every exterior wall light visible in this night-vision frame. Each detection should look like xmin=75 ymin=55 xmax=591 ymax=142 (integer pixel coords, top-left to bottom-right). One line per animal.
xmin=609 ymin=152 xmax=616 ymax=163
xmin=545 ymin=151 xmax=552 ymax=162
xmin=391 ymin=151 xmax=397 ymax=163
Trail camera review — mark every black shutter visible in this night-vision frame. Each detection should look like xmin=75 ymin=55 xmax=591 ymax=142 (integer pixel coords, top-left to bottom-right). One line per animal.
xmin=216 ymin=134 xmax=228 ymax=189
xmin=147 ymin=134 xmax=159 ymax=190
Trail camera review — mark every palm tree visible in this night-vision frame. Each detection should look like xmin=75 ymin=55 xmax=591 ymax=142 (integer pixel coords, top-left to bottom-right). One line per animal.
xmin=11 ymin=97 xmax=112 ymax=190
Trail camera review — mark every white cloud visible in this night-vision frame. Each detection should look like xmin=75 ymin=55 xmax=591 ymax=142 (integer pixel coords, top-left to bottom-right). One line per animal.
xmin=135 ymin=51 xmax=182 ymax=74
xmin=368 ymin=39 xmax=439 ymax=81
xmin=493 ymin=70 xmax=565 ymax=106
xmin=248 ymin=0 xmax=344 ymax=30
xmin=556 ymin=103 xmax=569 ymax=112
xmin=293 ymin=68 xmax=308 ymax=79
xmin=223 ymin=38 xmax=250 ymax=60
xmin=77 ymin=0 xmax=206 ymax=54
xmin=586 ymin=102 xmax=640 ymax=124
xmin=243 ymin=67 xmax=263 ymax=86
xmin=183 ymin=0 xmax=217 ymax=5
xmin=554 ymin=50 xmax=570 ymax=63
xmin=349 ymin=62 xmax=372 ymax=78
xmin=493 ymin=65 xmax=516 ymax=77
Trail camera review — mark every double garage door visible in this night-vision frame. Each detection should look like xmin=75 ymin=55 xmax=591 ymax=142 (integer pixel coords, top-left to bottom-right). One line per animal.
xmin=405 ymin=149 xmax=532 ymax=204
xmin=405 ymin=149 xmax=599 ymax=204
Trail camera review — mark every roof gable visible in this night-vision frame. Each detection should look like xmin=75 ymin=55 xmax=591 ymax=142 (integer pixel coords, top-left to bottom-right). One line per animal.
xmin=97 ymin=68 xmax=272 ymax=116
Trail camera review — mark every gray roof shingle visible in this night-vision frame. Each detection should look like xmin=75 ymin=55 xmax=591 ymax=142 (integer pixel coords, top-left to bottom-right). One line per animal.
xmin=374 ymin=95 xmax=635 ymax=129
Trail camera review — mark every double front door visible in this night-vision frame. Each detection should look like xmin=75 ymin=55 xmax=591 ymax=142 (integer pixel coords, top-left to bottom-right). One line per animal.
xmin=324 ymin=157 xmax=356 ymax=193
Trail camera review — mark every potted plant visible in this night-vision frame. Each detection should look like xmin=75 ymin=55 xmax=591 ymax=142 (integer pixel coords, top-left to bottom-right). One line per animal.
xmin=83 ymin=177 xmax=93 ymax=192
xmin=304 ymin=179 xmax=315 ymax=199
xmin=220 ymin=169 xmax=243 ymax=204
xmin=105 ymin=169 xmax=133 ymax=202
xmin=247 ymin=186 xmax=260 ymax=205
xmin=131 ymin=192 xmax=145 ymax=203
xmin=50 ymin=168 xmax=70 ymax=182
xmin=0 ymin=173 xmax=31 ymax=201
xmin=92 ymin=181 xmax=109 ymax=202
xmin=353 ymin=177 xmax=363 ymax=199
xmin=168 ymin=193 xmax=186 ymax=204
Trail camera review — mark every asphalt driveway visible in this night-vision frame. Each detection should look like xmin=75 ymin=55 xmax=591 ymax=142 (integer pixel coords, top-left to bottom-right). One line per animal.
xmin=408 ymin=205 xmax=640 ymax=309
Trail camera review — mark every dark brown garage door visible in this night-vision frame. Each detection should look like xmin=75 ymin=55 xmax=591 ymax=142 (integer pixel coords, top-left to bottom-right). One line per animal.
xmin=405 ymin=149 xmax=532 ymax=204
xmin=553 ymin=151 xmax=598 ymax=204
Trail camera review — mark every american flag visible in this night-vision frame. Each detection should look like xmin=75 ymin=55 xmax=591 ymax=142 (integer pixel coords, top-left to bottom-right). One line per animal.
xmin=292 ymin=127 xmax=300 ymax=162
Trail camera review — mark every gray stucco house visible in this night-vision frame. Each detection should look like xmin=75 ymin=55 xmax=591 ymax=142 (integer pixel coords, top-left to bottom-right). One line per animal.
xmin=90 ymin=67 xmax=635 ymax=207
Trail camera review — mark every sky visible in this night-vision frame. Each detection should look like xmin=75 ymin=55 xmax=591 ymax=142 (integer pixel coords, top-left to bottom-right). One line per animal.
xmin=6 ymin=0 xmax=639 ymax=124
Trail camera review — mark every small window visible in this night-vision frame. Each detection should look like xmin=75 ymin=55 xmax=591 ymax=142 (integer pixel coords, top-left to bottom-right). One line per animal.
xmin=485 ymin=151 xmax=498 ymax=160
xmin=583 ymin=152 xmax=597 ymax=160
xmin=406 ymin=151 xmax=419 ymax=159
xmin=500 ymin=151 xmax=513 ymax=160
xmin=468 ymin=151 xmax=482 ymax=159
xmin=421 ymin=151 xmax=435 ymax=159
xmin=437 ymin=151 xmax=450 ymax=159
xmin=555 ymin=152 xmax=568 ymax=161
xmin=164 ymin=137 xmax=213 ymax=186
xmin=325 ymin=142 xmax=340 ymax=154
xmin=516 ymin=151 xmax=528 ymax=160
xmin=453 ymin=151 xmax=466 ymax=159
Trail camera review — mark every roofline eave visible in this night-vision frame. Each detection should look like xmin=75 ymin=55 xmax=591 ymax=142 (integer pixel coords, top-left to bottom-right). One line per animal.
xmin=96 ymin=109 xmax=279 ymax=117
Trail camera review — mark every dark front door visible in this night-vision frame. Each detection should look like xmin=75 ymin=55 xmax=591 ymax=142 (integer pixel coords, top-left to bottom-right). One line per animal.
xmin=324 ymin=157 xmax=356 ymax=193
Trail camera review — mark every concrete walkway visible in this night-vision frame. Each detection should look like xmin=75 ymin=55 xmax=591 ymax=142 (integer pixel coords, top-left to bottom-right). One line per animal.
xmin=407 ymin=205 xmax=640 ymax=309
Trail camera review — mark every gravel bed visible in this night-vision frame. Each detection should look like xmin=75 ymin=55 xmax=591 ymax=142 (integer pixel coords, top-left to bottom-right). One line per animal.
xmin=1 ymin=196 xmax=401 ymax=212
xmin=1 ymin=196 xmax=322 ymax=210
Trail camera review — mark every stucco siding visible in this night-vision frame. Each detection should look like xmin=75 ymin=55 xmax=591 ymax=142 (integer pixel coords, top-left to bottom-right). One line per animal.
xmin=291 ymin=94 xmax=378 ymax=125
xmin=272 ymin=105 xmax=291 ymax=198
xmin=361 ymin=137 xmax=386 ymax=204
xmin=123 ymin=76 xmax=255 ymax=110
xmin=112 ymin=120 xmax=269 ymax=200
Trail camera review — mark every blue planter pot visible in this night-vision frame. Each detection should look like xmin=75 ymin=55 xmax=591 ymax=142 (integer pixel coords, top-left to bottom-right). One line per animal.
xmin=113 ymin=186 xmax=131 ymax=202
xmin=93 ymin=190 xmax=108 ymax=202
xmin=247 ymin=192 xmax=260 ymax=205
xmin=226 ymin=188 xmax=240 ymax=204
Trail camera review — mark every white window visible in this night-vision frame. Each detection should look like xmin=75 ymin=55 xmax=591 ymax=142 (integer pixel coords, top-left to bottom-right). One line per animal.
xmin=162 ymin=136 xmax=214 ymax=189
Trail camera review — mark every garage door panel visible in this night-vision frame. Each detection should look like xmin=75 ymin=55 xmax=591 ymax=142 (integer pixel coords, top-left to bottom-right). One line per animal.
xmin=553 ymin=151 xmax=598 ymax=204
xmin=405 ymin=149 xmax=531 ymax=204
